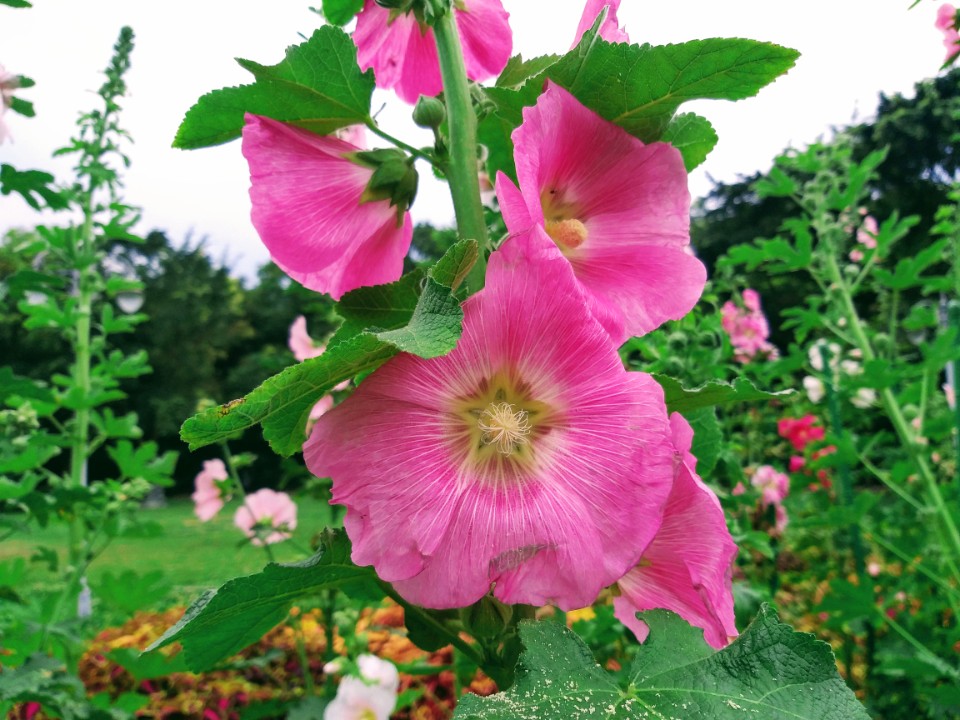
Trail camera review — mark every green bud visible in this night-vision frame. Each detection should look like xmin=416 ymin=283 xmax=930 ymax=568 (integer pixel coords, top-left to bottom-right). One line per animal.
xmin=412 ymin=96 xmax=446 ymax=129
xmin=460 ymin=594 xmax=513 ymax=640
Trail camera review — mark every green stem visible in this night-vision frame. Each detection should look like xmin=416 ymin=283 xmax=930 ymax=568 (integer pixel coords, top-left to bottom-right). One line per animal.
xmin=432 ymin=8 xmax=489 ymax=292
xmin=221 ymin=441 xmax=275 ymax=563
xmin=294 ymin=614 xmax=317 ymax=696
xmin=365 ymin=121 xmax=436 ymax=165
xmin=878 ymin=608 xmax=960 ymax=680
xmin=824 ymin=250 xmax=960 ymax=580
xmin=869 ymin=532 xmax=960 ymax=599
xmin=856 ymin=451 xmax=925 ymax=512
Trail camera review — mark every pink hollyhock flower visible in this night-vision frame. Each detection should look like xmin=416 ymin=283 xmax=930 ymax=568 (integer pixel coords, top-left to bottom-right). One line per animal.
xmin=305 ymin=226 xmax=676 ymax=610
xmin=789 ymin=455 xmax=806 ymax=473
xmin=720 ymin=289 xmax=777 ymax=363
xmin=572 ymin=0 xmax=629 ymax=47
xmin=731 ymin=481 xmax=746 ymax=496
xmin=242 ymin=114 xmax=413 ymax=300
xmin=0 ymin=64 xmax=18 ymax=145
xmin=324 ymin=676 xmax=396 ymax=720
xmin=289 ymin=316 xmax=325 ymax=362
xmin=192 ymin=459 xmax=231 ymax=522
xmin=777 ymin=415 xmax=825 ymax=452
xmin=856 ymin=215 xmax=878 ymax=249
xmin=751 ymin=465 xmax=789 ymax=507
xmin=937 ymin=4 xmax=960 ymax=62
xmin=357 ymin=655 xmax=400 ymax=692
xmin=613 ymin=413 xmax=738 ymax=650
xmin=495 ymin=83 xmax=705 ymax=344
xmin=234 ymin=488 xmax=298 ymax=545
xmin=353 ymin=0 xmax=512 ymax=105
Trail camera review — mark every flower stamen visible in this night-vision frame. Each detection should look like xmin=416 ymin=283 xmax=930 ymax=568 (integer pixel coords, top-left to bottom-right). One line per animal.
xmin=478 ymin=402 xmax=532 ymax=455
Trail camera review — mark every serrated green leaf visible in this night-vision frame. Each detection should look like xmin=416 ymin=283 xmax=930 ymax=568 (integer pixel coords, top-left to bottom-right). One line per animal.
xmin=496 ymin=54 xmax=560 ymax=89
xmin=174 ymin=26 xmax=374 ymax=149
xmin=454 ymin=606 xmax=867 ymax=720
xmin=321 ymin=0 xmax=363 ymax=25
xmin=660 ymin=112 xmax=718 ymax=171
xmin=429 ymin=238 xmax=478 ymax=290
xmin=181 ymin=245 xmax=467 ymax=455
xmin=654 ymin=374 xmax=791 ymax=414
xmin=686 ymin=407 xmax=722 ymax=477
xmin=147 ymin=531 xmax=377 ymax=671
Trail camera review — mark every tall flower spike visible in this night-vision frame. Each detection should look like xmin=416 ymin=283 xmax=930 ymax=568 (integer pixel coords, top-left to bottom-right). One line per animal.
xmin=496 ymin=83 xmax=706 ymax=344
xmin=305 ymin=226 xmax=676 ymax=610
xmin=572 ymin=0 xmax=630 ymax=47
xmin=242 ymin=114 xmax=413 ymax=300
xmin=353 ymin=0 xmax=512 ymax=104
xmin=614 ymin=413 xmax=738 ymax=650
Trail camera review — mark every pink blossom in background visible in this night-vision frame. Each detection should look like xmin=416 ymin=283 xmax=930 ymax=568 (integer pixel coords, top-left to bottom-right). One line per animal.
xmin=324 ymin=676 xmax=396 ymax=720
xmin=778 ymin=415 xmax=825 ymax=452
xmin=289 ymin=316 xmax=324 ymax=362
xmin=945 ymin=382 xmax=956 ymax=410
xmin=234 ymin=488 xmax=298 ymax=545
xmin=242 ymin=114 xmax=413 ymax=300
xmin=191 ymin=459 xmax=231 ymax=522
xmin=572 ymin=0 xmax=629 ymax=47
xmin=613 ymin=413 xmax=738 ymax=649
xmin=937 ymin=4 xmax=960 ymax=62
xmin=732 ymin=482 xmax=746 ymax=496
xmin=0 ymin=64 xmax=18 ymax=145
xmin=353 ymin=0 xmax=512 ymax=104
xmin=751 ymin=465 xmax=790 ymax=507
xmin=495 ymin=83 xmax=705 ymax=344
xmin=720 ymin=289 xmax=777 ymax=363
xmin=774 ymin=504 xmax=789 ymax=534
xmin=356 ymin=655 xmax=400 ymax=692
xmin=789 ymin=455 xmax=806 ymax=473
xmin=305 ymin=226 xmax=676 ymax=610
xmin=856 ymin=215 xmax=878 ymax=249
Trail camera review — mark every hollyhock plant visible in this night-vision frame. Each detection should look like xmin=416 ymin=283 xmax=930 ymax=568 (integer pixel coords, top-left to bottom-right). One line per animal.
xmin=495 ymin=83 xmax=706 ymax=344
xmin=751 ymin=464 xmax=790 ymax=507
xmin=191 ymin=459 xmax=232 ymax=522
xmin=234 ymin=488 xmax=298 ymax=546
xmin=936 ymin=3 xmax=960 ymax=62
xmin=720 ymin=289 xmax=777 ymax=362
xmin=778 ymin=415 xmax=825 ymax=452
xmin=352 ymin=0 xmax=512 ymax=104
xmin=613 ymin=413 xmax=738 ymax=650
xmin=305 ymin=226 xmax=676 ymax=610
xmin=572 ymin=0 xmax=629 ymax=47
xmin=241 ymin=114 xmax=414 ymax=300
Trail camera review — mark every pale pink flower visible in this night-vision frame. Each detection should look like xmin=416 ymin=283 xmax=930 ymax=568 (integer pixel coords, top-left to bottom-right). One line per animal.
xmin=572 ymin=0 xmax=629 ymax=47
xmin=242 ymin=114 xmax=413 ymax=300
xmin=353 ymin=0 xmax=512 ymax=104
xmin=234 ymin=488 xmax=298 ymax=545
xmin=852 ymin=388 xmax=876 ymax=409
xmin=305 ymin=226 xmax=676 ymax=610
xmin=751 ymin=465 xmax=789 ymax=507
xmin=613 ymin=413 xmax=738 ymax=650
xmin=856 ymin=215 xmax=878 ymax=249
xmin=774 ymin=503 xmax=789 ymax=534
xmin=937 ymin=4 xmax=960 ymax=62
xmin=731 ymin=482 xmax=746 ymax=496
xmin=0 ymin=64 xmax=18 ymax=145
xmin=867 ymin=561 xmax=882 ymax=577
xmin=289 ymin=316 xmax=325 ymax=362
xmin=495 ymin=83 xmax=705 ymax=344
xmin=324 ymin=676 xmax=396 ymax=720
xmin=720 ymin=289 xmax=777 ymax=362
xmin=849 ymin=249 xmax=864 ymax=263
xmin=944 ymin=382 xmax=956 ymax=410
xmin=191 ymin=459 xmax=231 ymax=522
xmin=356 ymin=655 xmax=400 ymax=692
xmin=803 ymin=375 xmax=825 ymax=403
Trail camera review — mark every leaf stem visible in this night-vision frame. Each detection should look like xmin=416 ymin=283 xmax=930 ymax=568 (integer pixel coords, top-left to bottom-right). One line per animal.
xmin=365 ymin=120 xmax=436 ymax=165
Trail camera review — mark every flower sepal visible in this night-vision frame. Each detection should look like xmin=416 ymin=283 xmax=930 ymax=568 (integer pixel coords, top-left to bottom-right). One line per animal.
xmin=351 ymin=148 xmax=420 ymax=223
xmin=460 ymin=594 xmax=514 ymax=640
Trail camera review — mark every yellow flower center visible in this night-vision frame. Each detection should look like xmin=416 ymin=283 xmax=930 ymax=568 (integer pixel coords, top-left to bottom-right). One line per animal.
xmin=477 ymin=402 xmax=532 ymax=455
xmin=541 ymin=188 xmax=587 ymax=257
xmin=544 ymin=218 xmax=588 ymax=251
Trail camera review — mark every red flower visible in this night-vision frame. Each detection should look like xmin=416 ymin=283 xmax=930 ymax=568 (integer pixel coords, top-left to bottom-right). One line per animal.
xmin=777 ymin=415 xmax=825 ymax=452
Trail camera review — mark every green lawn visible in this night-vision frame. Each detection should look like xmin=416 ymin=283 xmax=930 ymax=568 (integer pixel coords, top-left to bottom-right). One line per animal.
xmin=0 ymin=496 xmax=337 ymax=602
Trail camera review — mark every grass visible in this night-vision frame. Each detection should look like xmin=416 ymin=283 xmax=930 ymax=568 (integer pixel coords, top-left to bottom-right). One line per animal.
xmin=0 ymin=496 xmax=337 ymax=602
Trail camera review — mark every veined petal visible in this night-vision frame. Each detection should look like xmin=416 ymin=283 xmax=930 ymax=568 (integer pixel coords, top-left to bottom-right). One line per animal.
xmin=306 ymin=227 xmax=675 ymax=609
xmin=615 ymin=413 xmax=738 ymax=649
xmin=572 ymin=0 xmax=630 ymax=47
xmin=457 ymin=0 xmax=513 ymax=82
xmin=241 ymin=114 xmax=411 ymax=299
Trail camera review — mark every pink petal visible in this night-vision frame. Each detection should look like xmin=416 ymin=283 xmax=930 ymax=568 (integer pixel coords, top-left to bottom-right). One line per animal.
xmin=305 ymin=226 xmax=675 ymax=609
xmin=508 ymin=83 xmax=703 ymax=341
xmin=572 ymin=0 xmax=630 ymax=48
xmin=289 ymin=316 xmax=324 ymax=362
xmin=241 ymin=114 xmax=411 ymax=299
xmin=456 ymin=0 xmax=513 ymax=82
xmin=937 ymin=3 xmax=957 ymax=31
xmin=614 ymin=413 xmax=738 ymax=649
xmin=494 ymin=172 xmax=532 ymax=230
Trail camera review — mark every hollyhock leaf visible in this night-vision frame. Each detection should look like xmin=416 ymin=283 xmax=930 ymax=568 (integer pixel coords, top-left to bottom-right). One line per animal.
xmin=0 ymin=0 xmax=32 ymax=6
xmin=428 ymin=238 xmax=479 ymax=290
xmin=321 ymin=0 xmax=364 ymax=25
xmin=477 ymin=111 xmax=519 ymax=182
xmin=174 ymin=26 xmax=374 ymax=149
xmin=453 ymin=606 xmax=867 ymax=719
xmin=496 ymin=54 xmax=561 ymax=89
xmin=660 ymin=112 xmax=718 ymax=171
xmin=654 ymin=375 xmax=792 ymax=414
xmin=9 ymin=96 xmax=34 ymax=118
xmin=147 ymin=530 xmax=377 ymax=671
xmin=181 ymin=249 xmax=466 ymax=455
xmin=686 ymin=407 xmax=722 ymax=477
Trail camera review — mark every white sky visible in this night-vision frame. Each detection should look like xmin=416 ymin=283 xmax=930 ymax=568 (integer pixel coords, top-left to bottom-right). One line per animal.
xmin=0 ymin=0 xmax=950 ymax=279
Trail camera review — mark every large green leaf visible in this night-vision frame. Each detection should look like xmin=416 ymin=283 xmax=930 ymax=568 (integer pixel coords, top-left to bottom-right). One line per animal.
xmin=148 ymin=531 xmax=377 ymax=671
xmin=174 ymin=26 xmax=374 ymax=149
xmin=321 ymin=0 xmax=363 ymax=25
xmin=180 ymin=243 xmax=472 ymax=455
xmin=454 ymin=606 xmax=868 ymax=719
xmin=654 ymin=375 xmax=792 ymax=414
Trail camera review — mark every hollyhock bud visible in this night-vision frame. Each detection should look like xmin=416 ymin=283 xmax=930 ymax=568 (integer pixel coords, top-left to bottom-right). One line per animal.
xmin=460 ymin=595 xmax=513 ymax=639
xmin=242 ymin=114 xmax=414 ymax=300
xmin=412 ymin=95 xmax=446 ymax=129
xmin=353 ymin=0 xmax=512 ymax=104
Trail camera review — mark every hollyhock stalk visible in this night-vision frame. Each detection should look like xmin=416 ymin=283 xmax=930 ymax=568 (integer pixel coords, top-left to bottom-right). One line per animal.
xmin=432 ymin=8 xmax=489 ymax=291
